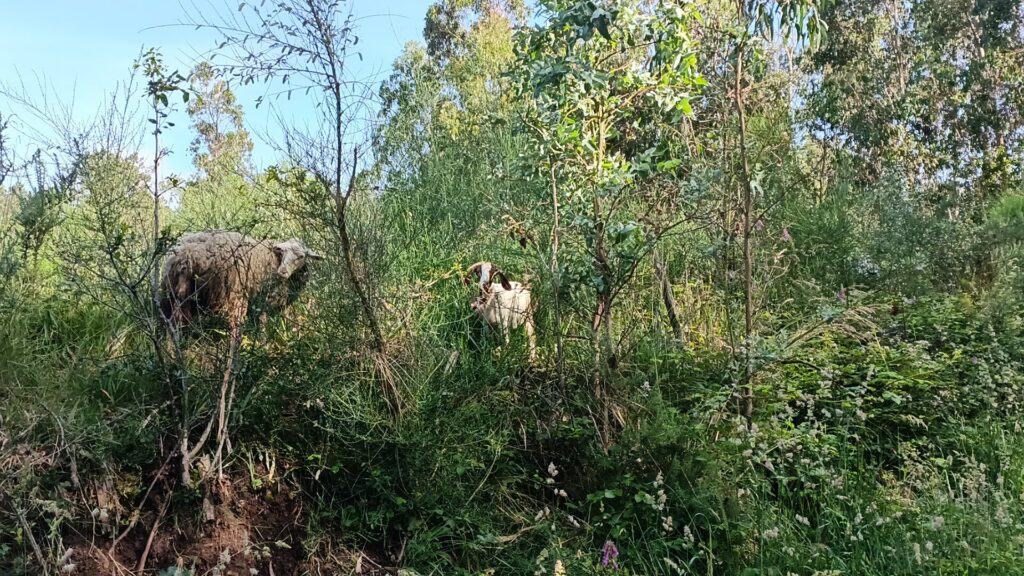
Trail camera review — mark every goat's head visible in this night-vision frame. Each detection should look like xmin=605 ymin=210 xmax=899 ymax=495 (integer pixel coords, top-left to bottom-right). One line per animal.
xmin=469 ymin=295 xmax=485 ymax=314
xmin=273 ymin=238 xmax=323 ymax=279
xmin=463 ymin=261 xmax=512 ymax=292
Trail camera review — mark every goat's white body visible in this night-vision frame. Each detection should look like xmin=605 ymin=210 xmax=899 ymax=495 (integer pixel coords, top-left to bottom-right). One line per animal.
xmin=473 ymin=280 xmax=537 ymax=361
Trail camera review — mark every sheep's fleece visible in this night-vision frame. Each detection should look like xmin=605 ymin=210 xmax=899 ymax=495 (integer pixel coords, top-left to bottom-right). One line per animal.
xmin=160 ymin=230 xmax=322 ymax=326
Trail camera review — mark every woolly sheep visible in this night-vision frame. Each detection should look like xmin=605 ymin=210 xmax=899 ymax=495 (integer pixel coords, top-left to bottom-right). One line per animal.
xmin=160 ymin=230 xmax=322 ymax=333
xmin=463 ymin=261 xmax=537 ymax=361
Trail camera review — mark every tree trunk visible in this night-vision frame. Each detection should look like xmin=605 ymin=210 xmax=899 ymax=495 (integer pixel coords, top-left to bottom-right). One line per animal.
xmin=549 ymin=163 xmax=565 ymax=391
xmin=151 ymin=96 xmax=162 ymax=322
xmin=734 ymin=36 xmax=756 ymax=421
xmin=654 ymin=249 xmax=684 ymax=342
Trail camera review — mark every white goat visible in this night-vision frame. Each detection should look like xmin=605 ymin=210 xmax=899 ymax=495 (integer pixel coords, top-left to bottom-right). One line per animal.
xmin=464 ymin=261 xmax=537 ymax=361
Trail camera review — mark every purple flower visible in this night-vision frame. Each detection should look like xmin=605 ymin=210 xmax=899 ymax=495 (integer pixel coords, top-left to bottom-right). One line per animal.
xmin=837 ymin=288 xmax=847 ymax=303
xmin=781 ymin=227 xmax=792 ymax=242
xmin=601 ymin=540 xmax=619 ymax=570
xmin=755 ymin=219 xmax=765 ymax=231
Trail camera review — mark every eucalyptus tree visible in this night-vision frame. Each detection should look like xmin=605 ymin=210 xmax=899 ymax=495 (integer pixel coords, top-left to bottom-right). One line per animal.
xmin=516 ymin=0 xmax=704 ymax=441
xmin=804 ymin=0 xmax=1024 ymax=288
xmin=177 ymin=62 xmax=259 ymax=231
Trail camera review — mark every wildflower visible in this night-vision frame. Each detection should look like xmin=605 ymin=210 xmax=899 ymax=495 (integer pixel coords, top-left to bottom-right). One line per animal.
xmin=548 ymin=462 xmax=559 ymax=478
xmin=925 ymin=541 xmax=934 ymax=553
xmin=913 ymin=542 xmax=922 ymax=564
xmin=654 ymin=471 xmax=664 ymax=487
xmin=555 ymin=489 xmax=569 ymax=498
xmin=640 ymin=381 xmax=652 ymax=396
xmin=763 ymin=526 xmax=780 ymax=539
xmin=795 ymin=514 xmax=811 ymax=527
xmin=927 ymin=516 xmax=945 ymax=531
xmin=755 ymin=219 xmax=764 ymax=231
xmin=782 ymin=227 xmax=792 ymax=242
xmin=682 ymin=525 xmax=695 ymax=547
xmin=601 ymin=540 xmax=620 ymax=570
xmin=568 ymin=515 xmax=581 ymax=528
xmin=553 ymin=559 xmax=566 ymax=576
xmin=662 ymin=515 xmax=674 ymax=533
xmin=836 ymin=287 xmax=847 ymax=302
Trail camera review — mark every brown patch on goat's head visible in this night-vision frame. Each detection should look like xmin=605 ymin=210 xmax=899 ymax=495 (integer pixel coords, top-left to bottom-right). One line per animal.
xmin=273 ymin=238 xmax=322 ymax=279
xmin=463 ymin=261 xmax=512 ymax=291
xmin=463 ymin=261 xmax=491 ymax=289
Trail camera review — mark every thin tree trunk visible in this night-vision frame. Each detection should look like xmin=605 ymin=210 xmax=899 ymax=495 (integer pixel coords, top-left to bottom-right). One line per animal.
xmin=151 ymin=96 xmax=161 ymax=320
xmin=733 ymin=37 xmax=756 ymax=420
xmin=591 ymin=112 xmax=613 ymax=448
xmin=213 ymin=314 xmax=242 ymax=481
xmin=549 ymin=163 xmax=565 ymax=392
xmin=654 ymin=249 xmax=684 ymax=342
xmin=330 ymin=77 xmax=384 ymax=355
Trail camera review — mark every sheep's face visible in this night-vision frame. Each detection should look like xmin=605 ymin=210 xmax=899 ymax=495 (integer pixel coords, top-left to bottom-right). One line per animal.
xmin=274 ymin=239 xmax=323 ymax=279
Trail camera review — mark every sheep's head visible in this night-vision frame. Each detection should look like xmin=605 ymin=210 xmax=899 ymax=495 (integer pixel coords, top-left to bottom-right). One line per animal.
xmin=273 ymin=238 xmax=323 ymax=279
xmin=463 ymin=261 xmax=512 ymax=291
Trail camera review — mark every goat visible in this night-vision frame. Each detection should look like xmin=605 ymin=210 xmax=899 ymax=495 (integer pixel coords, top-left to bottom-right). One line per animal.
xmin=463 ymin=261 xmax=537 ymax=361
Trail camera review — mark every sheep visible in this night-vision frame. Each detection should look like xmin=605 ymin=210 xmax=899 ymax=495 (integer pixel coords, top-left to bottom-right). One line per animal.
xmin=463 ymin=261 xmax=537 ymax=361
xmin=160 ymin=229 xmax=323 ymax=336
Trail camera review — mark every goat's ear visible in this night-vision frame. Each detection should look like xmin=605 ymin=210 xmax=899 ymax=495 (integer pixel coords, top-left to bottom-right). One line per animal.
xmin=496 ymin=271 xmax=512 ymax=291
xmin=305 ymin=248 xmax=323 ymax=261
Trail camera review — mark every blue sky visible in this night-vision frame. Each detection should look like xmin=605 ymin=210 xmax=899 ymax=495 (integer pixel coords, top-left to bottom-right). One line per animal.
xmin=0 ymin=0 xmax=434 ymax=177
